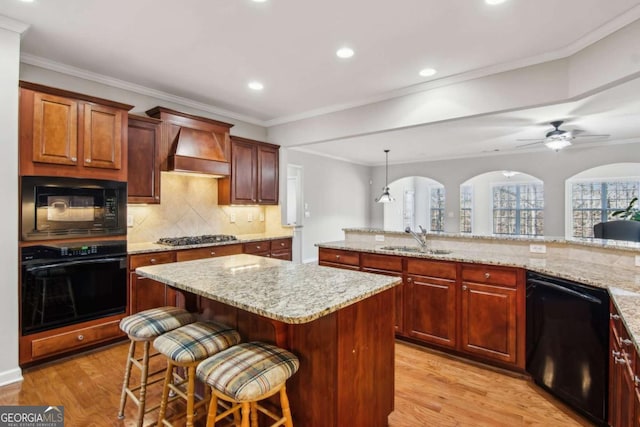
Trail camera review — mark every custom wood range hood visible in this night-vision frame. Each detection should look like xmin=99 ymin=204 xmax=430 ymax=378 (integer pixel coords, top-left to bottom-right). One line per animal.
xmin=146 ymin=106 xmax=234 ymax=177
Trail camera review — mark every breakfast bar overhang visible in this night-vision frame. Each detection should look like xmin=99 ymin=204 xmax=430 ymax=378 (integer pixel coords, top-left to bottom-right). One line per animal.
xmin=136 ymin=254 xmax=401 ymax=427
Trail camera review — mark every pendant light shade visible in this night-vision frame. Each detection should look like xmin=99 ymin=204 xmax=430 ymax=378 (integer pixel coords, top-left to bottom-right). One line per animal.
xmin=376 ymin=149 xmax=395 ymax=203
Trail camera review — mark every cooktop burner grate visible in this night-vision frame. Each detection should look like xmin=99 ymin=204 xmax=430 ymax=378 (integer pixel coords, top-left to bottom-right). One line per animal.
xmin=156 ymin=234 xmax=238 ymax=246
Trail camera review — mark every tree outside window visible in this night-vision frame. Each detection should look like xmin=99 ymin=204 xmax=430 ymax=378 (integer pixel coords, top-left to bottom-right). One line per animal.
xmin=460 ymin=185 xmax=473 ymax=233
xmin=493 ymin=184 xmax=544 ymax=236
xmin=430 ymin=186 xmax=445 ymax=232
xmin=571 ymin=180 xmax=640 ymax=238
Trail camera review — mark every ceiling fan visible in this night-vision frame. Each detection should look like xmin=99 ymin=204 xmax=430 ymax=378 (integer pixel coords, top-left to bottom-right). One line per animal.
xmin=516 ymin=120 xmax=610 ymax=151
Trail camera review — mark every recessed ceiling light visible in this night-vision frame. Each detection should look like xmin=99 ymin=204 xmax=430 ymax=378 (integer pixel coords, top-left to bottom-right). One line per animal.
xmin=419 ymin=68 xmax=437 ymax=77
xmin=336 ymin=47 xmax=354 ymax=59
xmin=485 ymin=0 xmax=507 ymax=4
xmin=252 ymin=0 xmax=268 ymax=2
xmin=248 ymin=81 xmax=264 ymax=91
xmin=19 ymin=0 xmax=35 ymax=2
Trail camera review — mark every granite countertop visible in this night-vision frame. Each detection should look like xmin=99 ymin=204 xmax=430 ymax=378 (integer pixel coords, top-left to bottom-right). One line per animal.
xmin=136 ymin=254 xmax=401 ymax=324
xmin=128 ymin=233 xmax=293 ymax=255
xmin=317 ymin=239 xmax=640 ymax=353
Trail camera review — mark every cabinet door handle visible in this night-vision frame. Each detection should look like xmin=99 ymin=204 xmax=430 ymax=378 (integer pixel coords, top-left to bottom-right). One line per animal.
xmin=77 ymin=334 xmax=84 ymax=341
xmin=610 ymin=313 xmax=621 ymax=320
xmin=462 ymin=285 xmax=468 ymax=291
xmin=484 ymin=272 xmax=490 ymax=279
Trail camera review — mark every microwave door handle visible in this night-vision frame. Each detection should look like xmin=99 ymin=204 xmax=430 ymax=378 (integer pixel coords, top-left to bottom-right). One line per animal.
xmin=528 ymin=278 xmax=602 ymax=304
xmin=25 ymin=257 xmax=126 ymax=273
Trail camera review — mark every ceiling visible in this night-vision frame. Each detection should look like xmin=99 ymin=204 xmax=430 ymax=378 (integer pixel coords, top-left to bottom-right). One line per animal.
xmin=3 ymin=0 xmax=640 ymax=165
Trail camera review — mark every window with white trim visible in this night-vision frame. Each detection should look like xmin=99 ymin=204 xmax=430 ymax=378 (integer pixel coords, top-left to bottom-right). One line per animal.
xmin=430 ymin=186 xmax=445 ymax=232
xmin=492 ymin=183 xmax=544 ymax=236
xmin=460 ymin=185 xmax=473 ymax=233
xmin=571 ymin=180 xmax=640 ymax=238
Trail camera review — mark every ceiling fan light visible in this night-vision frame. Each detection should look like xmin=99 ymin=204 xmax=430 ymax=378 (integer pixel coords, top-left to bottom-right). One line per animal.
xmin=544 ymin=139 xmax=572 ymax=151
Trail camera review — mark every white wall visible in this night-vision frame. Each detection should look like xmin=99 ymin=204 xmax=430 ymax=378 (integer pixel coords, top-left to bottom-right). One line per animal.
xmin=370 ymin=142 xmax=640 ymax=236
xmin=286 ymin=149 xmax=370 ymax=263
xmin=0 ymin=19 xmax=24 ymax=386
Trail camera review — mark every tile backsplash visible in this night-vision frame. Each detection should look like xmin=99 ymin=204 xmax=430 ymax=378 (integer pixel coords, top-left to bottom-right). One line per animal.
xmin=127 ymin=172 xmax=286 ymax=243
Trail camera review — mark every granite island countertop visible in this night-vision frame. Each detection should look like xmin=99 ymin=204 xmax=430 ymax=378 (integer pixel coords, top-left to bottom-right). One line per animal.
xmin=136 ymin=253 xmax=401 ymax=324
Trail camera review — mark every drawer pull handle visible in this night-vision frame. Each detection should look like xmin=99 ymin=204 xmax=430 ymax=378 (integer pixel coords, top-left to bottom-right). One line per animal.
xmin=621 ymin=338 xmax=633 ymax=346
xmin=77 ymin=334 xmax=84 ymax=341
xmin=610 ymin=314 xmax=621 ymax=320
xmin=484 ymin=272 xmax=490 ymax=279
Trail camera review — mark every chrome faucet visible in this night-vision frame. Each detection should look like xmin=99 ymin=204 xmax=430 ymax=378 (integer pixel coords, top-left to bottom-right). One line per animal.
xmin=405 ymin=226 xmax=428 ymax=251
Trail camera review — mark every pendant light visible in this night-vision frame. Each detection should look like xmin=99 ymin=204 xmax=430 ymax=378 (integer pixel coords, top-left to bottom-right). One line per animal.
xmin=376 ymin=149 xmax=395 ymax=203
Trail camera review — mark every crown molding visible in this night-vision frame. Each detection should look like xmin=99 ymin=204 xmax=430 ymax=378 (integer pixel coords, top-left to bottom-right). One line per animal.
xmin=0 ymin=15 xmax=29 ymax=34
xmin=20 ymin=53 xmax=266 ymax=126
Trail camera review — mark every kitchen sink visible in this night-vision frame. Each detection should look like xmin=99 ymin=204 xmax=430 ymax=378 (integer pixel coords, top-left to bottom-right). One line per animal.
xmin=380 ymin=246 xmax=452 ymax=255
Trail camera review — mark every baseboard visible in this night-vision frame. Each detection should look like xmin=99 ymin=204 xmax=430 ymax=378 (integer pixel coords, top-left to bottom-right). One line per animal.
xmin=0 ymin=367 xmax=23 ymax=387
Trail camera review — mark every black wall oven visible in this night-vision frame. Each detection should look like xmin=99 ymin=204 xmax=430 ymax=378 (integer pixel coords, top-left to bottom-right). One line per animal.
xmin=21 ymin=240 xmax=127 ymax=335
xmin=21 ymin=176 xmax=127 ymax=241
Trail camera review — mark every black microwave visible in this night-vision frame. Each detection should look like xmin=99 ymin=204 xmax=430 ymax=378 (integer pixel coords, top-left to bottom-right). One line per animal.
xmin=21 ymin=176 xmax=127 ymax=241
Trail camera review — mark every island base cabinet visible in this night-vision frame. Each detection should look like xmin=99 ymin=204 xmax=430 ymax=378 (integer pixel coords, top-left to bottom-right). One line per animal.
xmin=196 ymin=288 xmax=396 ymax=427
xmin=460 ymin=282 xmax=517 ymax=364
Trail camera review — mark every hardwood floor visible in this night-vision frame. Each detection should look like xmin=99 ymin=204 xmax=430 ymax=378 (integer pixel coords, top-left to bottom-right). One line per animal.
xmin=0 ymin=340 xmax=594 ymax=426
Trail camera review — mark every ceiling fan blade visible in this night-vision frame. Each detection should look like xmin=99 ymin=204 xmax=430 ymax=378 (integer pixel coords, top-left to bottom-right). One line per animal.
xmin=516 ymin=141 xmax=543 ymax=148
xmin=516 ymin=138 xmax=544 ymax=142
xmin=576 ymin=134 xmax=610 ymax=138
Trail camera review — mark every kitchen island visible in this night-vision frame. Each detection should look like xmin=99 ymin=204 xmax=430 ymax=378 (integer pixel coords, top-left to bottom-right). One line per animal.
xmin=136 ymin=254 xmax=401 ymax=427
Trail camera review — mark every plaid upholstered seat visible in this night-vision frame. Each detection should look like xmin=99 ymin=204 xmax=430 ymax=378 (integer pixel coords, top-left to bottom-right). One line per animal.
xmin=153 ymin=321 xmax=241 ymax=363
xmin=119 ymin=306 xmax=196 ymax=339
xmin=196 ymin=341 xmax=299 ymax=401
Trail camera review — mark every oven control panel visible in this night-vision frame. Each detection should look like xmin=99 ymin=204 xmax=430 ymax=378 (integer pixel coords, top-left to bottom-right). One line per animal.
xmin=22 ymin=240 xmax=127 ymax=262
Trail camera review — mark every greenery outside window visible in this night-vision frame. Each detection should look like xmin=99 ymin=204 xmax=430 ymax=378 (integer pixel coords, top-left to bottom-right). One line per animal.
xmin=492 ymin=184 xmax=544 ymax=236
xmin=571 ymin=180 xmax=640 ymax=238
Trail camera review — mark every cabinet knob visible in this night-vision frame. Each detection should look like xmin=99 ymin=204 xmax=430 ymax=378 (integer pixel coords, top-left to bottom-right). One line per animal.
xmin=85 ymin=158 xmax=91 ymax=163
xmin=407 ymin=277 xmax=412 ymax=283
xmin=77 ymin=334 xmax=84 ymax=341
xmin=210 ymin=252 xmax=216 ymax=256
xmin=150 ymin=258 xmax=157 ymax=264
xmin=71 ymin=156 xmax=77 ymax=162
xmin=155 ymin=196 xmax=160 ymax=200
xmin=256 ymin=245 xmax=261 ymax=249
xmin=484 ymin=272 xmax=490 ymax=279
xmin=280 ymin=243 xmax=285 ymax=246
xmin=462 ymin=285 xmax=468 ymax=291
xmin=610 ymin=313 xmax=621 ymax=320
xmin=336 ymin=255 xmax=340 ymax=259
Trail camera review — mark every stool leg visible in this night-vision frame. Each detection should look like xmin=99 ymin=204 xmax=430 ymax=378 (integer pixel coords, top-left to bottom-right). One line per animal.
xmin=205 ymin=392 xmax=218 ymax=427
xmin=118 ymin=339 xmax=136 ymax=419
xmin=240 ymin=402 xmax=251 ymax=427
xmin=157 ymin=360 xmax=174 ymax=427
xmin=250 ymin=402 xmax=258 ymax=427
xmin=280 ymin=385 xmax=293 ymax=427
xmin=186 ymin=365 xmax=196 ymax=427
xmin=136 ymin=340 xmax=151 ymax=427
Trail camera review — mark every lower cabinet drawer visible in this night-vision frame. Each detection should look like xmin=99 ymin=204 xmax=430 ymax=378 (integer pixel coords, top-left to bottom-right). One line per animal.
xmin=319 ymin=249 xmax=360 ymax=267
xmin=243 ymin=241 xmax=271 ymax=254
xmin=31 ymin=320 xmax=124 ymax=359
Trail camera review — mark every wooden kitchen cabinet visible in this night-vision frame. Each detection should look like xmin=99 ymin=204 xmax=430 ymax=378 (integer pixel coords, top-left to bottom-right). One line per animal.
xmin=361 ymin=253 xmax=404 ymax=334
xmin=19 ymin=81 xmax=132 ymax=181
xmin=127 ymin=114 xmax=161 ymax=204
xmin=218 ymin=136 xmax=280 ymax=205
xmin=459 ymin=264 xmax=521 ymax=366
xmin=270 ymin=238 xmax=292 ymax=260
xmin=609 ymin=302 xmax=638 ymax=427
xmin=242 ymin=238 xmax=292 ymax=260
xmin=318 ymin=248 xmax=360 ymax=270
xmin=128 ymin=251 xmax=177 ymax=314
xmin=405 ymin=259 xmax=457 ymax=348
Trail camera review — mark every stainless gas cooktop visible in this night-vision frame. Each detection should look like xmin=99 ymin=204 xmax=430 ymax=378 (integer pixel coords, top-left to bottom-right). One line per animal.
xmin=156 ymin=234 xmax=238 ymax=246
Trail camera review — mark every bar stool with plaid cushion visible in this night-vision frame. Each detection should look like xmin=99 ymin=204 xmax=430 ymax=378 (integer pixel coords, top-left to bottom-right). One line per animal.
xmin=118 ymin=306 xmax=197 ymax=427
xmin=196 ymin=341 xmax=300 ymax=427
xmin=154 ymin=320 xmax=242 ymax=427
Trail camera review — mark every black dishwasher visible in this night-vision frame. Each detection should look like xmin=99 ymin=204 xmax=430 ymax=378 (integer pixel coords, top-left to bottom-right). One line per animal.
xmin=526 ymin=271 xmax=609 ymax=426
